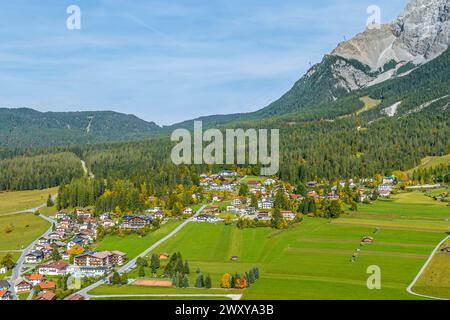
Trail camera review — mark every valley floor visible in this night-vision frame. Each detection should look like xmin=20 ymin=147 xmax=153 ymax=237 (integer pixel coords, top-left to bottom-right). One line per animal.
xmin=88 ymin=191 xmax=450 ymax=300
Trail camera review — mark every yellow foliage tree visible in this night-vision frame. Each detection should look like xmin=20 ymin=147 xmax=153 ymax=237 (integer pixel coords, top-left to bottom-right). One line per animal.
xmin=69 ymin=244 xmax=85 ymax=256
xmin=220 ymin=273 xmax=231 ymax=288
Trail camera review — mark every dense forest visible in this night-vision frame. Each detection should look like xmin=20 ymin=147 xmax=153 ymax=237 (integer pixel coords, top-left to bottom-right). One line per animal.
xmin=0 ymin=152 xmax=84 ymax=190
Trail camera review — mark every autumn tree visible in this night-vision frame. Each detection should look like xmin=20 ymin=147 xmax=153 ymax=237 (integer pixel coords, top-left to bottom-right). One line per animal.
xmin=220 ymin=273 xmax=231 ymax=288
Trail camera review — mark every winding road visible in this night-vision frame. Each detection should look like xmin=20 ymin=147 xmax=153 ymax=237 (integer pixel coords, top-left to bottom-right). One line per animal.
xmin=8 ymin=198 xmax=57 ymax=300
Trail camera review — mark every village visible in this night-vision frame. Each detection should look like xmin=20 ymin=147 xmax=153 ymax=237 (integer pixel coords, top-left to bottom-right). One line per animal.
xmin=0 ymin=169 xmax=448 ymax=301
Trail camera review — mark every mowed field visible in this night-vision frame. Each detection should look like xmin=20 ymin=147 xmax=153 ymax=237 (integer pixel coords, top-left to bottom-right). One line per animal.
xmin=406 ymin=154 xmax=450 ymax=173
xmin=413 ymin=244 xmax=450 ymax=299
xmin=0 ymin=187 xmax=58 ymax=216
xmin=94 ymin=220 xmax=183 ymax=259
xmin=90 ymin=191 xmax=449 ymax=300
xmin=0 ymin=212 xmax=50 ymax=250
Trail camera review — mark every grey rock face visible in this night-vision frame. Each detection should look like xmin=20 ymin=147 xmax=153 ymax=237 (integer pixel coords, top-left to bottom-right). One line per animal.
xmin=393 ymin=0 xmax=450 ymax=59
xmin=330 ymin=0 xmax=450 ymax=91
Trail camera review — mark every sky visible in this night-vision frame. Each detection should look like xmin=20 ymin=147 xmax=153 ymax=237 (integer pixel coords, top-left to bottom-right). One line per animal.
xmin=0 ymin=0 xmax=410 ymax=125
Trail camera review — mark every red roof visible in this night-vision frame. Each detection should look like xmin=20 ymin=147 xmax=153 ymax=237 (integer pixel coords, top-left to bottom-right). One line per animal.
xmin=27 ymin=274 xmax=44 ymax=281
xmin=37 ymin=290 xmax=56 ymax=301
xmin=40 ymin=260 xmax=69 ymax=270
xmin=0 ymin=290 xmax=8 ymax=298
xmin=39 ymin=281 xmax=56 ymax=290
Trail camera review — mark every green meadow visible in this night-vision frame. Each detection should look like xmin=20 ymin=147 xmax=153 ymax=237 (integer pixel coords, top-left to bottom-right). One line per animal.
xmin=90 ymin=190 xmax=450 ymax=300
xmin=0 ymin=187 xmax=58 ymax=216
xmin=413 ymin=246 xmax=450 ymax=299
xmin=94 ymin=220 xmax=183 ymax=259
xmin=0 ymin=212 xmax=50 ymax=250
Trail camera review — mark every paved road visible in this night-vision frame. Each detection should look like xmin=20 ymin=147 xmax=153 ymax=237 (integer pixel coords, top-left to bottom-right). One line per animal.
xmin=406 ymin=235 xmax=449 ymax=300
xmin=74 ymin=205 xmax=207 ymax=299
xmin=15 ymin=194 xmax=58 ymax=214
xmin=89 ymin=293 xmax=242 ymax=300
xmin=10 ymin=213 xmax=56 ymax=300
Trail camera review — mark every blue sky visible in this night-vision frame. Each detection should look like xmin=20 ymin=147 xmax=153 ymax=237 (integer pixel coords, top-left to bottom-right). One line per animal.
xmin=0 ymin=0 xmax=409 ymax=125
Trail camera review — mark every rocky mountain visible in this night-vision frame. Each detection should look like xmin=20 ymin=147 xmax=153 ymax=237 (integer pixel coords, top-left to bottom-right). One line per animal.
xmin=0 ymin=108 xmax=161 ymax=148
xmin=166 ymin=0 xmax=450 ymax=128
xmin=331 ymin=0 xmax=450 ymax=89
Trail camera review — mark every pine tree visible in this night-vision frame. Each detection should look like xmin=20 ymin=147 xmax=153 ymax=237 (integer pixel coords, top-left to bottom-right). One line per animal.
xmin=205 ymin=274 xmax=212 ymax=289
xmin=182 ymin=274 xmax=190 ymax=288
xmin=196 ymin=274 xmax=204 ymax=288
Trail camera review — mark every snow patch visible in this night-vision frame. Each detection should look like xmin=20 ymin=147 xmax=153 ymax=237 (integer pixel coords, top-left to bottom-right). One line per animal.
xmin=383 ymin=101 xmax=402 ymax=117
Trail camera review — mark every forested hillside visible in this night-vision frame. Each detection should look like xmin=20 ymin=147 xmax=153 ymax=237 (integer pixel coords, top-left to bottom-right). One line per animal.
xmin=0 ymin=108 xmax=161 ymax=148
xmin=0 ymin=152 xmax=84 ymax=190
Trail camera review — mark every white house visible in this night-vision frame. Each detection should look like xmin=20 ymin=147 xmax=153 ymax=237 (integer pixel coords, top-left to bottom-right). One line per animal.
xmin=0 ymin=266 xmax=7 ymax=274
xmin=24 ymin=251 xmax=44 ymax=264
xmin=183 ymin=208 xmax=193 ymax=215
xmin=38 ymin=261 xmax=69 ymax=276
xmin=66 ymin=265 xmax=109 ymax=278
xmin=259 ymin=199 xmax=274 ymax=209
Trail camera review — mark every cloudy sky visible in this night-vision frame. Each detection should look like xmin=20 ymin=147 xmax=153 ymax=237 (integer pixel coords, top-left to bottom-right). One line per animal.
xmin=0 ymin=0 xmax=409 ymax=125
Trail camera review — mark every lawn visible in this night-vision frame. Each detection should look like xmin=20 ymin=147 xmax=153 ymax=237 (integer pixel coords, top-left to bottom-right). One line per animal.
xmin=0 ymin=187 xmax=58 ymax=216
xmin=90 ymin=284 xmax=241 ymax=296
xmin=406 ymin=154 xmax=450 ymax=174
xmin=241 ymin=176 xmax=268 ymax=183
xmin=354 ymin=191 xmax=450 ymax=223
xmin=94 ymin=220 xmax=183 ymax=259
xmin=89 ymin=191 xmax=450 ymax=300
xmin=413 ymin=246 xmax=450 ymax=299
xmin=92 ymin=218 xmax=445 ymax=299
xmin=0 ymin=213 xmax=50 ymax=250
xmin=91 ymin=296 xmax=231 ymax=300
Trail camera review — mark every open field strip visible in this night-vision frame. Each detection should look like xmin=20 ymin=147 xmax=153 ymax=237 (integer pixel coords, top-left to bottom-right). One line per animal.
xmin=89 ymin=293 xmax=241 ymax=300
xmin=94 ymin=220 xmax=184 ymax=259
xmin=91 ymin=295 xmax=233 ymax=300
xmin=0 ymin=187 xmax=58 ymax=216
xmin=408 ymin=236 xmax=450 ymax=300
xmin=406 ymin=154 xmax=450 ymax=174
xmin=88 ymin=215 xmax=445 ymax=300
xmin=0 ymin=212 xmax=50 ymax=250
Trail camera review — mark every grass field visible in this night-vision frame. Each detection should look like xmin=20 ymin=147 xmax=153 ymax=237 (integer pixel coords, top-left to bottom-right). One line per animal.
xmin=406 ymin=154 xmax=450 ymax=173
xmin=0 ymin=187 xmax=58 ymax=216
xmin=89 ymin=190 xmax=450 ymax=300
xmin=353 ymin=192 xmax=450 ymax=223
xmin=94 ymin=220 xmax=183 ymax=259
xmin=413 ymin=243 xmax=450 ymax=299
xmin=91 ymin=296 xmax=231 ymax=300
xmin=0 ymin=213 xmax=50 ymax=250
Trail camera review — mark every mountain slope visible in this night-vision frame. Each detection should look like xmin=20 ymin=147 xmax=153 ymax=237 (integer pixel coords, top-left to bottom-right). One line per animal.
xmin=166 ymin=0 xmax=449 ymax=130
xmin=0 ymin=108 xmax=161 ymax=148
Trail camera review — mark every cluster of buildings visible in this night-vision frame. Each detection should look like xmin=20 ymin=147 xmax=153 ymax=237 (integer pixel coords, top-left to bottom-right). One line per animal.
xmin=24 ymin=209 xmax=100 ymax=265
xmin=199 ymin=171 xmax=239 ymax=192
xmin=7 ymin=249 xmax=127 ymax=300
